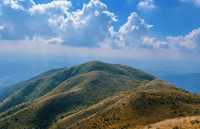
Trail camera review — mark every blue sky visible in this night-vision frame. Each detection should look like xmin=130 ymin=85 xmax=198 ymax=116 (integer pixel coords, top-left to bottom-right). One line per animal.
xmin=0 ymin=0 xmax=200 ymax=87
xmin=1 ymin=0 xmax=200 ymax=46
xmin=33 ymin=0 xmax=200 ymax=36
xmin=1 ymin=0 xmax=200 ymax=60
xmin=103 ymin=0 xmax=200 ymax=36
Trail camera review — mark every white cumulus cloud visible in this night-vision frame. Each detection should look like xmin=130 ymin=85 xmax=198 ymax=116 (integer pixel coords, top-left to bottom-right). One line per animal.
xmin=0 ymin=0 xmax=200 ymax=54
xmin=0 ymin=0 xmax=117 ymax=47
xmin=180 ymin=0 xmax=200 ymax=7
xmin=48 ymin=0 xmax=117 ymax=47
xmin=2 ymin=0 xmax=35 ymax=10
xmin=142 ymin=36 xmax=168 ymax=49
xmin=167 ymin=28 xmax=200 ymax=50
xmin=29 ymin=0 xmax=71 ymax=14
xmin=137 ymin=0 xmax=157 ymax=11
xmin=141 ymin=28 xmax=200 ymax=51
xmin=115 ymin=12 xmax=153 ymax=48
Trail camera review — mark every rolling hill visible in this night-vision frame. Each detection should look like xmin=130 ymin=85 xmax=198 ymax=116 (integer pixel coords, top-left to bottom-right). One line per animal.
xmin=0 ymin=61 xmax=154 ymax=113
xmin=0 ymin=61 xmax=154 ymax=129
xmin=0 ymin=61 xmax=199 ymax=129
xmin=50 ymin=80 xmax=200 ymax=129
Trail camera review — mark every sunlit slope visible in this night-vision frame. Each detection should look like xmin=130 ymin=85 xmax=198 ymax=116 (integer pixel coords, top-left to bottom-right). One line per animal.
xmin=142 ymin=116 xmax=200 ymax=129
xmin=0 ymin=61 xmax=154 ymax=113
xmin=0 ymin=61 xmax=155 ymax=129
xmin=50 ymin=80 xmax=200 ymax=129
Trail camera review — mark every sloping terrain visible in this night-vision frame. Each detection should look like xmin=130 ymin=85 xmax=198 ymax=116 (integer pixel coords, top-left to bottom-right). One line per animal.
xmin=143 ymin=116 xmax=200 ymax=129
xmin=50 ymin=80 xmax=200 ymax=129
xmin=0 ymin=61 xmax=154 ymax=113
xmin=0 ymin=61 xmax=199 ymax=129
xmin=0 ymin=61 xmax=155 ymax=129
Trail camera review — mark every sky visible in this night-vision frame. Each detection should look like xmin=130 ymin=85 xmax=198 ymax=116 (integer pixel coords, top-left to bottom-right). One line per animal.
xmin=0 ymin=0 xmax=200 ymax=87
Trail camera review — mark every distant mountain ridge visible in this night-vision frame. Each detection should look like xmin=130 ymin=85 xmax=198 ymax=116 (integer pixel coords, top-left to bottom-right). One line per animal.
xmin=0 ymin=61 xmax=199 ymax=129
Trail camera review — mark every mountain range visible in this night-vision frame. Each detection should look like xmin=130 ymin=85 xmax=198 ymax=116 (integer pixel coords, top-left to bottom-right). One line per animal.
xmin=0 ymin=61 xmax=199 ymax=129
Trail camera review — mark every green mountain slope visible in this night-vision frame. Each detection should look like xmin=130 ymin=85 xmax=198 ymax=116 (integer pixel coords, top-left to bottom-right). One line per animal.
xmin=0 ymin=61 xmax=155 ymax=129
xmin=2 ymin=61 xmax=198 ymax=129
xmin=1 ymin=79 xmax=200 ymax=129
xmin=0 ymin=61 xmax=154 ymax=113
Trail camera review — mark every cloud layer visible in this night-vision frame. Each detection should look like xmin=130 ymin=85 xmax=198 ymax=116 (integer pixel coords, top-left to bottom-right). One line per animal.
xmin=137 ymin=0 xmax=157 ymax=11
xmin=0 ymin=0 xmax=200 ymax=54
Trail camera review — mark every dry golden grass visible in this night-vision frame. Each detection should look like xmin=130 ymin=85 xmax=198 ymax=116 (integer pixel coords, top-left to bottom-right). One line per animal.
xmin=50 ymin=80 xmax=200 ymax=129
xmin=142 ymin=116 xmax=200 ymax=129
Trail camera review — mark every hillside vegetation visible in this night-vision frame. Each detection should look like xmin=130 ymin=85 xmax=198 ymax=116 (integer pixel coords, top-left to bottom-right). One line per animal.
xmin=0 ymin=61 xmax=154 ymax=129
xmin=51 ymin=80 xmax=200 ymax=129
xmin=0 ymin=61 xmax=154 ymax=113
xmin=0 ymin=61 xmax=199 ymax=129
xmin=142 ymin=116 xmax=200 ymax=129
